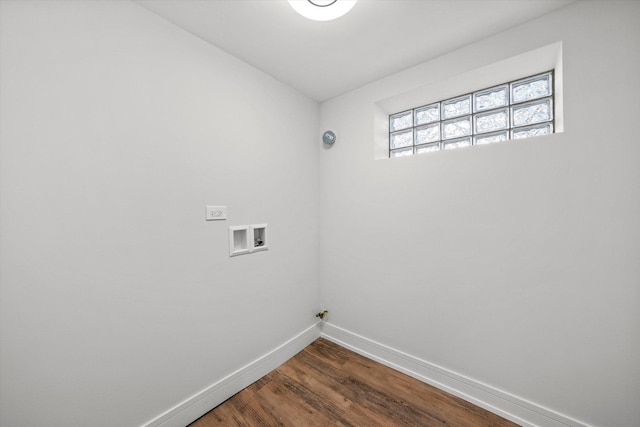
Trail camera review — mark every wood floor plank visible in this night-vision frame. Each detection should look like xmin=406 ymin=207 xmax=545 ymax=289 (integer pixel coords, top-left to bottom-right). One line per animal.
xmin=275 ymin=361 xmax=353 ymax=415
xmin=293 ymin=352 xmax=409 ymax=425
xmin=188 ymin=338 xmax=520 ymax=427
xmin=253 ymin=379 xmax=330 ymax=427
xmin=342 ymin=355 xmax=474 ymax=425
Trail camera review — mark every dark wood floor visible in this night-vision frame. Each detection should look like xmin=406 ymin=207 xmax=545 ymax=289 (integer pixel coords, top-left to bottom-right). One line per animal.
xmin=188 ymin=338 xmax=519 ymax=426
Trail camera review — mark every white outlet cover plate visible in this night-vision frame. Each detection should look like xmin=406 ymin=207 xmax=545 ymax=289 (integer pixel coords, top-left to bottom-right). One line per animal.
xmin=206 ymin=206 xmax=227 ymax=221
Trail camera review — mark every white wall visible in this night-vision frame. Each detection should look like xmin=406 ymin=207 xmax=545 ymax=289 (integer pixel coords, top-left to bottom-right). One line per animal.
xmin=2 ymin=1 xmax=639 ymax=426
xmin=319 ymin=1 xmax=639 ymax=426
xmin=0 ymin=1 xmax=319 ymax=426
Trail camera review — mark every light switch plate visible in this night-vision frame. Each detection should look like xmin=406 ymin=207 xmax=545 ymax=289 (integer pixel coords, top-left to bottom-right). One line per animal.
xmin=206 ymin=206 xmax=227 ymax=221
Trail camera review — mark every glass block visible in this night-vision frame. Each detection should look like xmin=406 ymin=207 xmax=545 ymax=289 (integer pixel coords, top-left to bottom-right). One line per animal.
xmin=512 ymin=123 xmax=554 ymax=140
xmin=443 ymin=137 xmax=471 ymax=150
xmin=474 ymin=108 xmax=509 ymax=134
xmin=442 ymin=116 xmax=471 ymax=140
xmin=415 ymin=142 xmax=440 ymax=154
xmin=474 ymin=131 xmax=508 ymax=145
xmin=415 ymin=103 xmax=440 ymax=125
xmin=473 ymin=85 xmax=508 ymax=112
xmin=390 ymin=147 xmax=413 ymax=158
xmin=390 ymin=110 xmax=413 ymax=132
xmin=442 ymin=95 xmax=471 ymax=119
xmin=415 ymin=123 xmax=440 ymax=144
xmin=512 ymin=98 xmax=553 ymax=127
xmin=511 ymin=72 xmax=552 ymax=104
xmin=390 ymin=129 xmax=413 ymax=149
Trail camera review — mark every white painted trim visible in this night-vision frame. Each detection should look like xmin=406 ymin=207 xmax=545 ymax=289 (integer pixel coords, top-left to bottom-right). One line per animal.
xmin=320 ymin=322 xmax=591 ymax=427
xmin=140 ymin=323 xmax=320 ymax=427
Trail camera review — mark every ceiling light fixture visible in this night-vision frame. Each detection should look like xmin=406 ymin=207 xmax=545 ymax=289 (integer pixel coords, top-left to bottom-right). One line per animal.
xmin=288 ymin=0 xmax=358 ymax=22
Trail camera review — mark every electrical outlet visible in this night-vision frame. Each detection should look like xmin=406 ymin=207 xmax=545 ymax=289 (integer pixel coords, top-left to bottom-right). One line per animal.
xmin=206 ymin=206 xmax=227 ymax=221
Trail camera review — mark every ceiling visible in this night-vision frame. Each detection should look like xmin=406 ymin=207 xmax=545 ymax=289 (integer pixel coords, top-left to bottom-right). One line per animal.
xmin=134 ymin=0 xmax=576 ymax=102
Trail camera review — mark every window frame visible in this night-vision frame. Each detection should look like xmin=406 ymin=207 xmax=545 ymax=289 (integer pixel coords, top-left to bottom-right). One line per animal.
xmin=389 ymin=70 xmax=555 ymax=158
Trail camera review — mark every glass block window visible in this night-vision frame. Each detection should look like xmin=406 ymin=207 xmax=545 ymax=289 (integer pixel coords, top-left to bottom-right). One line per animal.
xmin=389 ymin=71 xmax=554 ymax=158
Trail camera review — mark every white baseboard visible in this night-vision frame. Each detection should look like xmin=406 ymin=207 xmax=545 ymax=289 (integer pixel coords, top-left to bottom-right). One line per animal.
xmin=140 ymin=323 xmax=320 ymax=427
xmin=140 ymin=321 xmax=591 ymax=427
xmin=320 ymin=322 xmax=591 ymax=427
